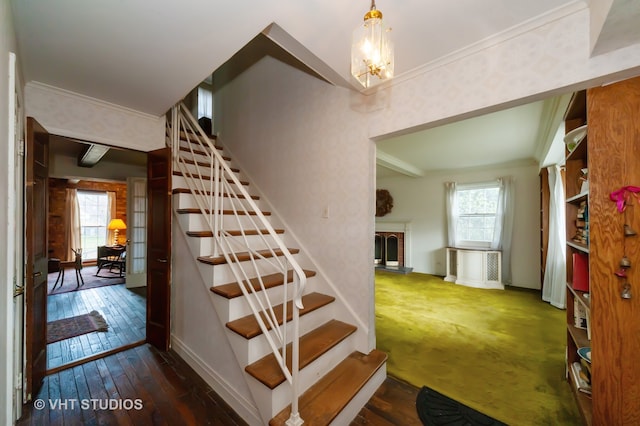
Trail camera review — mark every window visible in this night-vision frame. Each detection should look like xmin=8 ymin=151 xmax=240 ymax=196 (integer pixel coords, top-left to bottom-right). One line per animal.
xmin=198 ymin=87 xmax=212 ymax=119
xmin=77 ymin=191 xmax=109 ymax=259
xmin=455 ymin=183 xmax=500 ymax=247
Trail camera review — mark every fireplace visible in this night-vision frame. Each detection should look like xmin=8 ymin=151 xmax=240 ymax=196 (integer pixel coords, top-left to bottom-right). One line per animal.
xmin=375 ymin=232 xmax=404 ymax=267
xmin=375 ymin=222 xmax=411 ymax=272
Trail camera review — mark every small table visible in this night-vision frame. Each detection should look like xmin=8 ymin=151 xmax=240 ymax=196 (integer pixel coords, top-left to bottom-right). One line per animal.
xmin=96 ymin=245 xmax=126 ymax=277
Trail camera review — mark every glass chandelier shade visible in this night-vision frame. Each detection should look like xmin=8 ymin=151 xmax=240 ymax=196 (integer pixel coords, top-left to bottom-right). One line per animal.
xmin=351 ymin=1 xmax=394 ymax=88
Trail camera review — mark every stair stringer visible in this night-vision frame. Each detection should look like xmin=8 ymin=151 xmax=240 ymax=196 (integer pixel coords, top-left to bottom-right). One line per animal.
xmin=169 ymin=223 xmax=263 ymax=426
xmin=171 ymin=185 xmax=364 ymax=424
xmin=171 ymin=133 xmax=384 ymax=424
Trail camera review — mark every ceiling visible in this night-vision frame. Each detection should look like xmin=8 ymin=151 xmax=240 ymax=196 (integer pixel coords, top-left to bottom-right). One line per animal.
xmin=11 ymin=0 xmax=588 ymax=116
xmin=376 ymin=96 xmax=570 ymax=178
xmin=10 ymin=1 xmax=638 ymax=174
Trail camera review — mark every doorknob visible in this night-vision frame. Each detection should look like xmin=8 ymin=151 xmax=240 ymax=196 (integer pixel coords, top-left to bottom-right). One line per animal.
xmin=33 ymin=271 xmax=42 ymax=278
xmin=157 ymin=258 xmax=168 ymax=263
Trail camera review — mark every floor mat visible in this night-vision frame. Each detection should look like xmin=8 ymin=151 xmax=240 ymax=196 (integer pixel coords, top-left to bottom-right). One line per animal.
xmin=416 ymin=386 xmax=507 ymax=426
xmin=47 ymin=310 xmax=109 ymax=344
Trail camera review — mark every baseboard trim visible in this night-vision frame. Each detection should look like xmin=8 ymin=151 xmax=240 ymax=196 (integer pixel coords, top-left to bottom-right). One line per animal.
xmin=171 ymin=335 xmax=262 ymax=426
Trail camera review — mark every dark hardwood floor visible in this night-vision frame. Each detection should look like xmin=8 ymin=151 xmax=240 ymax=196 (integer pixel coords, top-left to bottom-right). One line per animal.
xmin=18 ymin=344 xmax=246 ymax=426
xmin=47 ymin=282 xmax=146 ymax=370
xmin=20 ymin=343 xmax=421 ymax=425
xmin=353 ymin=376 xmax=422 ymax=425
xmin=36 ymin=273 xmax=421 ymax=424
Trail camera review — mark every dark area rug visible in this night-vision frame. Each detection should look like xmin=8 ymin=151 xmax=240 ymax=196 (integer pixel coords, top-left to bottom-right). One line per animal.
xmin=47 ymin=310 xmax=109 ymax=344
xmin=416 ymin=386 xmax=507 ymax=426
xmin=48 ymin=265 xmax=124 ymax=295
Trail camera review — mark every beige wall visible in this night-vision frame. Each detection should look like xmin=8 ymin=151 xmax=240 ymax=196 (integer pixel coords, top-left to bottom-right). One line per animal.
xmin=214 ymin=56 xmax=376 ymax=352
xmin=366 ymin=8 xmax=640 ymax=141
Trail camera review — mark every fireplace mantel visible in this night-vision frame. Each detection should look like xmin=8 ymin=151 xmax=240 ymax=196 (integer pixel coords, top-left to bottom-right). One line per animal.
xmin=375 ymin=221 xmax=411 ymax=233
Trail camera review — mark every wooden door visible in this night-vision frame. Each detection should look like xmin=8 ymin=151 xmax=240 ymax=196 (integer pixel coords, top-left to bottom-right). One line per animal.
xmin=24 ymin=117 xmax=49 ymax=400
xmin=125 ymin=177 xmax=147 ymax=288
xmin=146 ymin=148 xmax=171 ymax=350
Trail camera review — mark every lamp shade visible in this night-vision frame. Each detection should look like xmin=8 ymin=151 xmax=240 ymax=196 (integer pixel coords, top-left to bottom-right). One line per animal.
xmin=107 ymin=218 xmax=127 ymax=230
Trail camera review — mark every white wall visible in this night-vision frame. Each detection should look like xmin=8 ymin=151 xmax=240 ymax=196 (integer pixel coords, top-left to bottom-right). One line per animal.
xmin=214 ymin=56 xmax=377 ymax=351
xmin=377 ymin=162 xmax=541 ymax=289
xmin=170 ymin=227 xmax=262 ymax=425
xmin=25 ymin=82 xmax=165 ymax=152
xmin=0 ymin=0 xmax=19 ymax=423
xmin=367 ymin=8 xmax=640 ymax=142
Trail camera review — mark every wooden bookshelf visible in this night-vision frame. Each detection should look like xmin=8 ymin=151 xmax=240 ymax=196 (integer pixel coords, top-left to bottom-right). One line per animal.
xmin=563 ymin=77 xmax=640 ymax=425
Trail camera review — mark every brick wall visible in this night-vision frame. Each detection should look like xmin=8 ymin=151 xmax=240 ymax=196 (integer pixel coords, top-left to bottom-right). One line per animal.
xmin=48 ymin=178 xmax=128 ymax=260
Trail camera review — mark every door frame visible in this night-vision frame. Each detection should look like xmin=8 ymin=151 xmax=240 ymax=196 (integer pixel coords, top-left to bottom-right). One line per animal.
xmin=19 ymin=136 xmax=173 ymax=414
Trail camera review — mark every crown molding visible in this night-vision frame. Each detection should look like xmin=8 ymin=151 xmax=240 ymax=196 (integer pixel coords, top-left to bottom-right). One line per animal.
xmin=362 ymin=0 xmax=589 ymax=95
xmin=25 ymin=81 xmax=164 ymax=122
xmin=376 ymin=151 xmax=424 ymax=178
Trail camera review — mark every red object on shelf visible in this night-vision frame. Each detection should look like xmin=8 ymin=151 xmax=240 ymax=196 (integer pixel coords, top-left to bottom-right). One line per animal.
xmin=573 ymin=252 xmax=590 ymax=292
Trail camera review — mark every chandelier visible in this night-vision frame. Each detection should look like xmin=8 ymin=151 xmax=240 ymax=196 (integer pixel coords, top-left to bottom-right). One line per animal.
xmin=351 ymin=0 xmax=394 ymax=88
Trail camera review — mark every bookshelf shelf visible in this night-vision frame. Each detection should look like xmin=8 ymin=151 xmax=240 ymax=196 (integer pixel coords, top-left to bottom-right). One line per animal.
xmin=566 ymin=192 xmax=588 ymax=204
xmin=567 ymin=283 xmax=591 ymax=310
xmin=567 ymin=323 xmax=590 ymax=349
xmin=566 ymin=241 xmax=589 ymax=254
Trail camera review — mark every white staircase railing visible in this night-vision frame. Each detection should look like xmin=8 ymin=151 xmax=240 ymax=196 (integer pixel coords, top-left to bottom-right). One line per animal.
xmin=168 ymin=103 xmax=306 ymax=425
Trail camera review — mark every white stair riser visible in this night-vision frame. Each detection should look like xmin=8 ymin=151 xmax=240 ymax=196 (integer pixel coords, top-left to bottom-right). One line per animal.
xmin=173 ymin=192 xmax=260 ymax=213
xmin=247 ymin=332 xmax=356 ymax=419
xmin=211 ymin=284 xmax=296 ymax=323
xmin=184 ymin=234 xmax=275 ymax=259
xmin=177 ymin=212 xmax=273 ymax=234
xmin=176 ymin=148 xmax=231 ymax=165
xmin=196 ymin=259 xmax=296 ymax=288
xmin=174 ymin=161 xmax=245 ymax=182
xmin=172 ymin=175 xmax=248 ymax=192
xmin=226 ymin=304 xmax=335 ymax=367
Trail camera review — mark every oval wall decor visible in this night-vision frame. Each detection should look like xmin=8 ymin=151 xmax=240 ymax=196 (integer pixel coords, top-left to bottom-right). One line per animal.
xmin=376 ymin=189 xmax=394 ymax=217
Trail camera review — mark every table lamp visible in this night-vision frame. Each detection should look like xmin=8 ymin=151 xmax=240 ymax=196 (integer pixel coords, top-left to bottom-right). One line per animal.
xmin=107 ymin=218 xmax=127 ymax=246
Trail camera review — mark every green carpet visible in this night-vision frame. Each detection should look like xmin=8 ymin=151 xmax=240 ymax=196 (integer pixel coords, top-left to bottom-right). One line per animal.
xmin=375 ymin=271 xmax=581 ymax=426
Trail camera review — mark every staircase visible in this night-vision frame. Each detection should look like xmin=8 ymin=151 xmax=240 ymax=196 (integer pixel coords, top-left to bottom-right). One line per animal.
xmin=168 ymin=103 xmax=387 ymax=425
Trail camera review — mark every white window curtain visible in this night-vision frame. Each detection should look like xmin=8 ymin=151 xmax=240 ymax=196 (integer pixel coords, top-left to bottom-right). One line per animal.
xmin=445 ymin=182 xmax=457 ymax=247
xmin=542 ymin=165 xmax=567 ymax=308
xmin=65 ymin=188 xmax=81 ymax=261
xmin=198 ymin=87 xmax=212 ymax=119
xmin=106 ymin=191 xmax=116 ymax=245
xmin=491 ymin=176 xmax=515 ymax=284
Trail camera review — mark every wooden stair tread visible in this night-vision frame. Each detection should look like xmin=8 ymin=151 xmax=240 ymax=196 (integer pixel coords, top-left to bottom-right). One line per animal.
xmin=178 ymin=157 xmax=240 ymax=173
xmin=176 ymin=129 xmax=220 ymax=144
xmin=197 ymin=248 xmax=299 ymax=266
xmin=172 ymin=170 xmax=249 ymax=186
xmin=178 ymin=146 xmax=231 ymax=161
xmin=226 ymin=292 xmax=335 ymax=339
xmin=172 ymin=188 xmax=260 ymax=200
xmin=269 ymin=350 xmax=388 ymax=426
xmin=177 ymin=208 xmax=271 ymax=216
xmin=186 ymin=229 xmax=284 ymax=237
xmin=245 ymin=320 xmax=357 ymax=389
xmin=211 ymin=269 xmax=317 ymax=299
